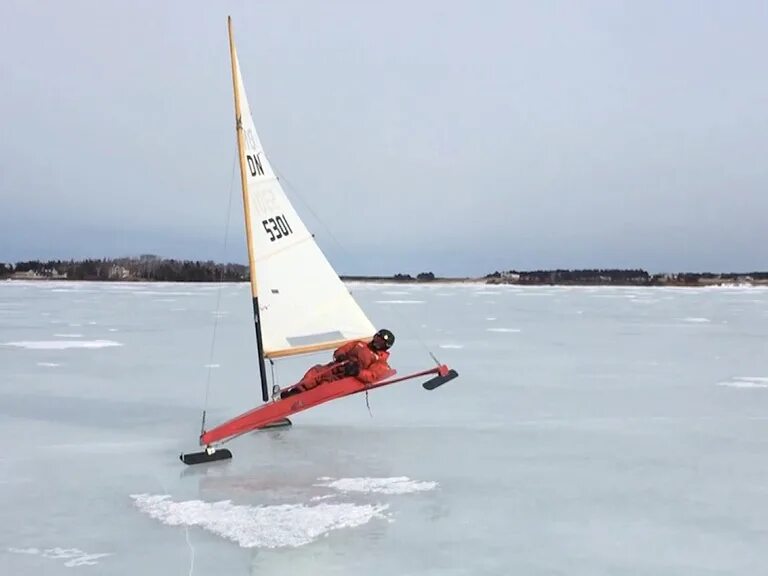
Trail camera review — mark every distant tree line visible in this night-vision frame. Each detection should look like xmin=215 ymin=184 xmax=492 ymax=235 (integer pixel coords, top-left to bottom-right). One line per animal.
xmin=392 ymin=272 xmax=436 ymax=282
xmin=674 ymin=271 xmax=768 ymax=282
xmin=3 ymin=260 xmax=767 ymax=284
xmin=486 ymin=268 xmax=651 ymax=285
xmin=485 ymin=268 xmax=768 ymax=285
xmin=0 ymin=257 xmax=248 ymax=282
xmin=341 ymin=272 xmax=438 ymax=282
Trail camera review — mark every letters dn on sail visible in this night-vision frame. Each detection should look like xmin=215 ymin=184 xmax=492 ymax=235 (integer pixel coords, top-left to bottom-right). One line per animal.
xmin=244 ymin=129 xmax=265 ymax=177
xmin=248 ymin=153 xmax=265 ymax=177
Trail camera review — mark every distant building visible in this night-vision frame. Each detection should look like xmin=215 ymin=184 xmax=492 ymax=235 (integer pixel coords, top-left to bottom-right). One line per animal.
xmin=11 ymin=270 xmax=41 ymax=280
xmin=47 ymin=268 xmax=67 ymax=279
xmin=10 ymin=269 xmax=67 ymax=280
xmin=109 ymin=265 xmax=131 ymax=280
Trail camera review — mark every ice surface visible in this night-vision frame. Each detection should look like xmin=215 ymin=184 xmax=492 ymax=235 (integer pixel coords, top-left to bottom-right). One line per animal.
xmin=2 ymin=339 xmax=122 ymax=349
xmin=2 ymin=281 xmax=768 ymax=575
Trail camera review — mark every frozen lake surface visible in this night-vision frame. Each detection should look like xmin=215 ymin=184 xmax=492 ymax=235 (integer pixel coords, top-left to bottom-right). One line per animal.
xmin=1 ymin=280 xmax=767 ymax=574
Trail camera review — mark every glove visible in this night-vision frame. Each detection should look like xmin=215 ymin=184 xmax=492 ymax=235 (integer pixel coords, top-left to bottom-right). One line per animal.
xmin=343 ymin=362 xmax=360 ymax=377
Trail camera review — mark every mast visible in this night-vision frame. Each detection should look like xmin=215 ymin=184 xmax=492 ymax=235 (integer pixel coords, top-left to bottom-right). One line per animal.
xmin=228 ymin=16 xmax=269 ymax=402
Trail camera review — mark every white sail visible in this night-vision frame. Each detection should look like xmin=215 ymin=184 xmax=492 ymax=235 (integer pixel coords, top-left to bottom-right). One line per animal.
xmin=231 ymin=47 xmax=375 ymax=359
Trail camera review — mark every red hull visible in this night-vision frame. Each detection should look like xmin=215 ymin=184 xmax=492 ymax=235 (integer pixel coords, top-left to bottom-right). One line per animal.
xmin=200 ymin=365 xmax=450 ymax=446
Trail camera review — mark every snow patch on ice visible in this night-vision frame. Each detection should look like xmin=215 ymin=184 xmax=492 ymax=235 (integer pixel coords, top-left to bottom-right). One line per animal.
xmin=315 ymin=476 xmax=438 ymax=495
xmin=7 ymin=546 xmax=111 ymax=567
xmin=682 ymin=317 xmax=711 ymax=323
xmin=439 ymin=344 xmax=464 ymax=349
xmin=2 ymin=340 xmax=123 ymax=350
xmin=204 ymin=363 xmax=220 ymax=368
xmin=310 ymin=494 xmax=336 ymax=502
xmin=486 ymin=327 xmax=521 ymax=333
xmin=133 ymin=291 xmax=199 ymax=296
xmin=130 ymin=494 xmax=387 ymax=549
xmin=53 ymin=333 xmax=82 ymax=338
xmin=717 ymin=377 xmax=768 ymax=389
xmin=37 ymin=362 xmax=61 ymax=367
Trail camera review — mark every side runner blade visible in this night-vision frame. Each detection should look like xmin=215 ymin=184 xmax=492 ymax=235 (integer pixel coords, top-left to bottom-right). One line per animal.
xmin=422 ymin=369 xmax=459 ymax=391
xmin=179 ymin=448 xmax=233 ymax=466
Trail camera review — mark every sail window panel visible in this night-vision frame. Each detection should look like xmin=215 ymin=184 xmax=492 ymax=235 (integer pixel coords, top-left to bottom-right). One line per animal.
xmin=286 ymin=331 xmax=346 ymax=347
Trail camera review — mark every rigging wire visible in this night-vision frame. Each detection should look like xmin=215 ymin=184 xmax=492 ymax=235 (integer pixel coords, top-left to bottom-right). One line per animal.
xmin=271 ymin=165 xmax=442 ymax=365
xmin=201 ymin=148 xmax=239 ymax=425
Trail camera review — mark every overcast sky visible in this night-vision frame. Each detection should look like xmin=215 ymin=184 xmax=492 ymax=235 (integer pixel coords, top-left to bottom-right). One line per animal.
xmin=1 ymin=0 xmax=766 ymax=275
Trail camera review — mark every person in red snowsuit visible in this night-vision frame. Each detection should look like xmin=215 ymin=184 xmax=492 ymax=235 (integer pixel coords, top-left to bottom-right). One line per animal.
xmin=279 ymin=329 xmax=395 ymax=399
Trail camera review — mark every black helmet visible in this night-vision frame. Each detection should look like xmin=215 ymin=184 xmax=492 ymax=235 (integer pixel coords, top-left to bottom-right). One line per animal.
xmin=373 ymin=328 xmax=395 ymax=350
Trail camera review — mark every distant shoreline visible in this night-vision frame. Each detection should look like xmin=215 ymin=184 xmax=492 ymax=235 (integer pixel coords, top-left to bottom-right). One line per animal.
xmin=2 ymin=258 xmax=767 ymax=287
xmin=4 ymin=275 xmax=767 ymax=288
xmin=5 ymin=278 xmax=766 ymax=287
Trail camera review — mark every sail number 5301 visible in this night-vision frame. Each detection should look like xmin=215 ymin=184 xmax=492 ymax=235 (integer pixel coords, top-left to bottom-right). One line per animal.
xmin=262 ymin=214 xmax=293 ymax=242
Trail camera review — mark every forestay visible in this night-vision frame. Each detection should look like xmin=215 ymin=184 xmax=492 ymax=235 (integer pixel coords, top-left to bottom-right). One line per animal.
xmin=231 ymin=48 xmax=375 ymax=359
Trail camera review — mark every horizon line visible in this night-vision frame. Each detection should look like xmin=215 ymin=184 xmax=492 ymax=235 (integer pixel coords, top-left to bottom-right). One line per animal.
xmin=2 ymin=257 xmax=767 ymax=277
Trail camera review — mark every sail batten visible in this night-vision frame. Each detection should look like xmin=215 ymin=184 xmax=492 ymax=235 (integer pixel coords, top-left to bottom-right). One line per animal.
xmin=265 ymin=337 xmax=372 ymax=360
xmin=230 ymin=28 xmax=376 ymax=360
